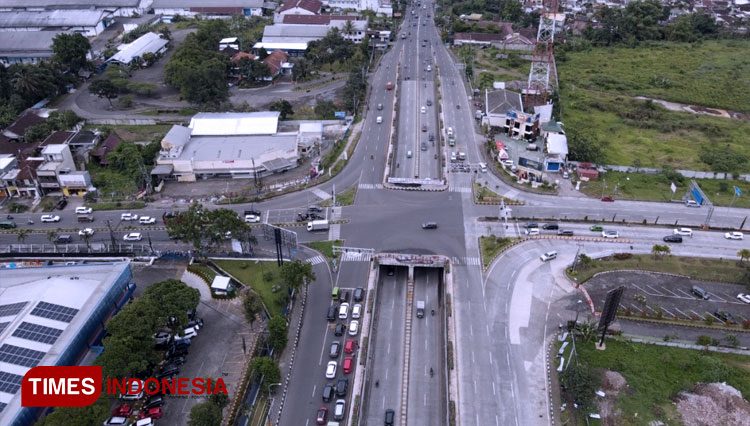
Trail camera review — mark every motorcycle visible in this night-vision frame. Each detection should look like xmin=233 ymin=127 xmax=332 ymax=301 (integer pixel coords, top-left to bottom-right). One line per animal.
xmin=6 ymin=214 xmax=12 ymax=220
xmin=27 ymin=219 xmax=34 ymax=225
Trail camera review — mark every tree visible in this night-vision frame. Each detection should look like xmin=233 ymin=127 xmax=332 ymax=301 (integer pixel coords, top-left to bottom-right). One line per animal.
xmin=267 ymin=315 xmax=289 ymax=352
xmin=16 ymin=229 xmax=31 ymax=244
xmin=52 ymin=33 xmax=91 ymax=73
xmin=343 ymin=68 xmax=366 ymax=113
xmin=342 ymin=20 xmax=355 ymax=39
xmin=80 ymin=231 xmax=93 ymax=251
xmin=292 ymin=58 xmax=310 ymax=81
xmin=738 ymin=249 xmax=750 ymax=265
xmin=242 ymin=291 xmax=263 ymax=327
xmin=560 ymin=361 xmax=598 ymax=412
xmin=279 ymin=259 xmax=316 ymax=291
xmin=36 ymin=393 xmax=110 ymax=426
xmin=89 ymin=79 xmax=119 ymax=108
xmin=314 ymin=99 xmax=337 ymax=119
xmin=250 ymin=356 xmax=281 ymax=391
xmin=270 ymin=99 xmax=293 ymax=120
xmin=166 ymin=202 xmax=251 ymax=251
xmin=502 ymin=0 xmax=524 ymax=22
xmin=24 ymin=123 xmax=51 ymax=143
xmin=142 ymin=279 xmax=200 ymax=330
xmin=188 ymin=401 xmax=223 ymax=426
xmin=651 ymin=244 xmax=670 ymax=259
xmin=567 ymin=129 xmax=605 ymax=164
xmin=11 ymin=64 xmax=57 ymax=101
xmin=209 ymin=389 xmax=229 ymax=409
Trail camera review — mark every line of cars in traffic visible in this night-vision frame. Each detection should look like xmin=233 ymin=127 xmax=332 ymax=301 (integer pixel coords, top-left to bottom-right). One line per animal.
xmin=102 ymin=313 xmax=204 ymax=426
xmin=318 ymin=287 xmax=365 ymax=424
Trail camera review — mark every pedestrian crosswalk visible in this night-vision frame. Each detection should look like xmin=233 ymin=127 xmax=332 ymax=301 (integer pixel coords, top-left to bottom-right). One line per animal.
xmin=311 ymin=188 xmax=332 ymax=200
xmin=358 ymin=183 xmax=384 ymax=190
xmin=307 ymin=255 xmax=326 ymax=265
xmin=341 ymin=251 xmax=372 ymax=262
xmin=452 ymin=256 xmax=481 ymax=265
xmin=329 ymin=224 xmax=341 ymax=240
xmin=449 ymin=186 xmax=472 ymax=193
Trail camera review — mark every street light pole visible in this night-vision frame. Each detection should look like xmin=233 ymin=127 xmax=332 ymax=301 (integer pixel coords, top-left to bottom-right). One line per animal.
xmin=266 ymin=382 xmax=282 ymax=426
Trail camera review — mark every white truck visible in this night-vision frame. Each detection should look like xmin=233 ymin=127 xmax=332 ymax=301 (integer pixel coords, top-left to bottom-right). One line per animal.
xmin=416 ymin=300 xmax=425 ymax=318
xmin=307 ymin=219 xmax=330 ymax=232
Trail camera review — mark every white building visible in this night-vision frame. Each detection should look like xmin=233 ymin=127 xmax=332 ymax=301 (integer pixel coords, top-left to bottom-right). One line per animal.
xmin=189 ymin=112 xmax=281 ymax=136
xmin=483 ymin=88 xmax=524 ymax=128
xmin=108 ymin=32 xmax=169 ymax=65
xmin=261 ymin=19 xmax=369 ymax=44
xmin=151 ymin=0 xmax=265 ymax=21
xmin=0 ymin=10 xmax=113 ymax=37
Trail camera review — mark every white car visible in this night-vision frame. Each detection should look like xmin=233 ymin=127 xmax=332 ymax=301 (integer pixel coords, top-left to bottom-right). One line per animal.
xmin=540 ymin=251 xmax=558 ymax=262
xmin=421 ymin=106 xmax=426 ymax=113
xmin=352 ymin=304 xmax=362 ymax=319
xmin=182 ymin=327 xmax=198 ymax=339
xmin=725 ymin=232 xmax=744 ymax=240
xmin=602 ymin=230 xmax=619 ymax=239
xmin=525 ymin=228 xmax=540 ymax=236
xmin=339 ymin=302 xmax=350 ymax=320
xmin=75 ymin=206 xmax=93 ymax=214
xmin=119 ymin=379 xmax=144 ymax=400
xmin=502 ymin=159 xmax=514 ymax=167
xmin=334 ymin=399 xmax=346 ymax=421
xmin=40 ymin=215 xmax=60 ymax=223
xmin=78 ymin=228 xmax=95 ymax=237
xmin=120 ymin=213 xmax=138 ymax=221
xmin=138 ymin=216 xmax=156 ymax=225
xmin=102 ymin=416 xmax=128 ymax=426
xmin=245 ymin=214 xmax=260 ymax=223
xmin=673 ymin=228 xmax=693 ymax=237
xmin=123 ymin=232 xmax=142 ymax=241
xmin=376 ymin=116 xmax=383 ymax=124
xmin=326 ymin=361 xmax=337 ymax=379
xmin=736 ymin=293 xmax=750 ymax=304
xmin=348 ymin=320 xmax=359 ymax=336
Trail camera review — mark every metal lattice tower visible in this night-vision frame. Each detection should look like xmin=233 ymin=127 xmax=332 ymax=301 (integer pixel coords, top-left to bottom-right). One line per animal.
xmin=525 ymin=0 xmax=558 ymax=107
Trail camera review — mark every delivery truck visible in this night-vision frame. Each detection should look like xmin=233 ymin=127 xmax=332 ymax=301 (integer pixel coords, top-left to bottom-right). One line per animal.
xmin=307 ymin=220 xmax=330 ymax=232
xmin=77 ymin=214 xmax=94 ymax=223
xmin=416 ymin=300 xmax=425 ymax=318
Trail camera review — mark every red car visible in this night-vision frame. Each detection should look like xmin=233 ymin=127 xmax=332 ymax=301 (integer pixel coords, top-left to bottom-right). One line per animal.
xmin=112 ymin=404 xmax=132 ymax=417
xmin=601 ymin=196 xmax=615 ymax=202
xmin=140 ymin=407 xmax=163 ymax=419
xmin=344 ymin=339 xmax=356 ymax=354
xmin=342 ymin=356 xmax=353 ymax=374
xmin=316 ymin=406 xmax=328 ymax=425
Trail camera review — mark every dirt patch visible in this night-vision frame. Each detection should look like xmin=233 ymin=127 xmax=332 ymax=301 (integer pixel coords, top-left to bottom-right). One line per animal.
xmin=680 ymin=257 xmax=697 ymax=264
xmin=675 ymin=382 xmax=750 ymax=426
xmin=597 ymin=371 xmax=628 ymax=425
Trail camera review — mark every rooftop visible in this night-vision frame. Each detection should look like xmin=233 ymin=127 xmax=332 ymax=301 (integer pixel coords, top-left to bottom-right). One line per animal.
xmin=252 ymin=41 xmax=309 ymax=50
xmin=151 ymin=0 xmax=264 ymax=7
xmin=161 ymin=125 xmax=192 ymax=150
xmin=279 ymin=0 xmax=323 ymax=13
xmin=42 ymin=144 xmax=67 ymax=155
xmin=171 ymin=134 xmax=298 ymax=164
xmin=0 ymin=262 xmax=131 ymax=425
xmin=263 ymin=49 xmax=288 ymax=74
xmin=42 ymin=131 xmax=74 ymax=146
xmin=0 ymin=10 xmax=109 ymax=29
xmin=0 ymin=0 xmax=140 ymax=6
xmin=0 ymin=31 xmax=65 ymax=56
xmin=108 ymin=32 xmax=169 ymax=64
xmin=3 ymin=111 xmax=45 ymax=140
xmin=189 ymin=112 xmax=280 ymax=136
xmin=485 ymin=89 xmax=523 ymax=116
xmin=281 ymin=14 xmax=355 ymax=24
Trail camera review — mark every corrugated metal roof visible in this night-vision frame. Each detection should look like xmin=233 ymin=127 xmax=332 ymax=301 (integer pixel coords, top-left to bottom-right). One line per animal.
xmin=152 ymin=0 xmax=263 ymax=8
xmin=109 ymin=32 xmax=168 ymax=64
xmin=0 ymin=31 xmax=64 ymax=54
xmin=0 ymin=10 xmax=108 ymax=28
xmin=189 ymin=112 xmax=280 ymax=136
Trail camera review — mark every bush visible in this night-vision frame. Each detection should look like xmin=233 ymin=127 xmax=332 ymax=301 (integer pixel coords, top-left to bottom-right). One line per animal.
xmin=696 ymin=335 xmax=713 ymax=346
xmin=613 ymin=253 xmax=633 ymax=260
xmin=263 ymin=271 xmax=273 ymax=282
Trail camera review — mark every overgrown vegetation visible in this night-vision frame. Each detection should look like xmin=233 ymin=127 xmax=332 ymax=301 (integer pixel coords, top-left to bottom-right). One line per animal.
xmin=479 ymin=235 xmax=514 ymax=268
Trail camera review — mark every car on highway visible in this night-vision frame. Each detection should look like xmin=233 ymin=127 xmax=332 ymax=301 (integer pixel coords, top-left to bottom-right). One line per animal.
xmin=339 ymin=303 xmax=350 ymax=319
xmin=139 ymin=216 xmax=156 ymax=225
xmin=75 ymin=206 xmax=93 ymax=214
xmin=736 ymin=293 xmax=750 ymax=304
xmin=601 ymin=196 xmax=615 ymax=202
xmin=421 ymin=106 xmax=426 ymax=113
xmin=78 ymin=228 xmax=95 ymax=237
xmin=376 ymin=116 xmax=383 ymax=124
xmin=589 ymin=225 xmax=603 ymax=232
xmin=330 ymin=341 xmax=341 ymax=358
xmin=523 ymin=222 xmax=538 ymax=229
xmin=53 ymin=234 xmax=72 ymax=244
xmin=422 ymin=222 xmax=438 ymax=229
xmin=334 ymin=323 xmax=345 ymax=336
xmin=557 ymin=230 xmax=574 ymax=236
xmin=540 ymin=251 xmax=557 ymax=262
xmin=41 ymin=215 xmax=61 ymax=223
xmin=663 ymin=235 xmax=683 ymax=243
xmin=725 ymin=232 xmax=744 ymax=240
xmin=426 ymin=65 xmax=432 ymax=71
xmin=673 ymin=228 xmax=693 ymax=237
xmin=377 ymin=103 xmax=383 ymax=110
xmin=326 ymin=361 xmax=337 ymax=379
xmin=422 ymin=124 xmax=427 ymax=132
xmin=385 ymin=409 xmax=395 ymax=426
xmin=685 ymin=200 xmax=700 ymax=207
xmin=334 ymin=399 xmax=346 ymax=421
xmin=352 ymin=304 xmax=362 ymax=319
xmin=315 ymin=406 xmax=328 ymax=425
xmin=244 ymin=214 xmax=260 ymax=223
xmin=525 ymin=228 xmax=539 ymax=236
xmin=421 ymin=142 xmax=427 ymax=151
xmin=344 ymin=338 xmax=356 ymax=354
xmin=120 ymin=213 xmax=138 ymax=221
xmin=542 ymin=223 xmax=559 ymax=230
xmin=348 ymin=320 xmax=359 ymax=336
xmin=123 ymin=232 xmax=142 ymax=241
xmin=426 ymin=99 xmax=432 ymax=106
xmin=602 ymin=230 xmax=619 ymax=239
xmin=336 ymin=378 xmax=348 ymax=396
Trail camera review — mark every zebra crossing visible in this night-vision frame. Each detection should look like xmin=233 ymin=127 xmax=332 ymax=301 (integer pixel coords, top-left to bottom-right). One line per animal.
xmin=448 ymin=186 xmax=472 ymax=194
xmin=329 ymin=224 xmax=341 ymax=240
xmin=358 ymin=183 xmax=384 ymax=190
xmin=307 ymin=255 xmax=326 ymax=265
xmin=452 ymin=256 xmax=481 ymax=266
xmin=341 ymin=251 xmax=373 ymax=262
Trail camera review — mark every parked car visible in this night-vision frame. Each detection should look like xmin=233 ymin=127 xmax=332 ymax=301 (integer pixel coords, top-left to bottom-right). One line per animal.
xmin=326 ymin=361 xmax=337 ymax=379
xmin=155 ymin=364 xmax=179 ymax=380
xmin=40 ymin=215 xmax=61 ymax=223
xmin=153 ymin=332 xmax=171 ymax=346
xmin=714 ymin=310 xmax=736 ymax=323
xmin=182 ymin=327 xmax=198 ymax=339
xmin=663 ymin=235 xmax=683 ymax=243
xmin=123 ymin=233 xmax=142 ymax=241
xmin=79 ymin=228 xmax=95 ymax=237
xmin=342 ymin=356 xmax=353 ymax=374
xmin=330 ymin=341 xmax=341 ymax=358
xmin=102 ymin=417 xmax=128 ymax=426
xmin=245 ymin=214 xmax=260 ymax=223
xmin=316 ymin=406 xmax=328 ymax=425
xmin=140 ymin=407 xmax=163 ymax=419
xmin=120 ymin=213 xmax=138 ymax=221
xmin=139 ymin=216 xmax=156 ymax=225
xmin=111 ymin=404 xmax=132 ymax=417
xmin=348 ymin=320 xmax=359 ymax=336
xmin=55 ymin=198 xmax=68 ymax=210
xmin=352 ymin=304 xmax=362 ymax=319
xmin=75 ymin=206 xmax=93 ymax=214
xmin=353 ymin=288 xmax=364 ymax=302
xmin=725 ymin=232 xmax=744 ymax=240
xmin=602 ymin=230 xmax=619 ymax=239
xmin=673 ymin=228 xmax=693 ymax=237
xmin=344 ymin=339 xmax=356 ymax=354
xmin=336 ymin=378 xmax=348 ymax=397
xmin=143 ymin=396 xmax=165 ymax=410
xmin=736 ymin=293 xmax=750 ymax=304
xmin=119 ymin=379 xmax=144 ymax=400
xmin=601 ymin=196 xmax=615 ymax=202
xmin=339 ymin=302 xmax=350 ymax=320
xmin=540 ymin=251 xmax=557 ymax=262
xmin=335 ymin=323 xmax=345 ymax=336
xmin=334 ymin=399 xmax=346 ymax=420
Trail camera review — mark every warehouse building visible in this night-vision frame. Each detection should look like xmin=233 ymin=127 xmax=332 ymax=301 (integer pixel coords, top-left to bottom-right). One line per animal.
xmin=107 ymin=32 xmax=169 ymax=66
xmin=0 ymin=262 xmax=136 ymax=426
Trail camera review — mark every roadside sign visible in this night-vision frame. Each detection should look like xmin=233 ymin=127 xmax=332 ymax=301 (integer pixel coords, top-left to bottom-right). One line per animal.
xmin=670 ymin=182 xmax=676 ymax=193
xmin=735 ymin=186 xmax=742 ymax=197
xmin=334 ymin=111 xmax=346 ymax=118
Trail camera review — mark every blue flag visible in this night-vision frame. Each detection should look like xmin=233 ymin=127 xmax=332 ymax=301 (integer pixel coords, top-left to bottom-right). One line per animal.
xmin=735 ymin=186 xmax=742 ymax=197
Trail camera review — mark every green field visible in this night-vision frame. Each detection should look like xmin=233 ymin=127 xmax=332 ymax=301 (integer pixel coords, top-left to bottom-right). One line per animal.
xmin=559 ymin=40 xmax=750 ymax=112
xmin=571 ymin=339 xmax=750 ymax=425
xmin=213 ymin=260 xmax=286 ymax=317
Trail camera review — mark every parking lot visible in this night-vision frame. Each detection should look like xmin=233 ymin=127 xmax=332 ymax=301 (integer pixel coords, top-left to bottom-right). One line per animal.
xmin=586 ymin=271 xmax=750 ymax=324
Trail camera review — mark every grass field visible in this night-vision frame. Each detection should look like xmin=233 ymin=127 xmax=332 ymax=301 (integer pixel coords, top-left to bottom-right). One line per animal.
xmin=473 ymin=47 xmax=531 ymax=76
xmin=578 ymin=171 xmax=750 ymax=208
xmin=82 ymin=124 xmax=172 ymax=141
xmin=305 ymin=240 xmax=343 ymax=260
xmin=213 ymin=260 xmax=286 ymax=317
xmin=479 ymin=235 xmax=514 ymax=268
xmin=572 ymin=254 xmax=748 ymax=285
xmin=573 ymin=339 xmax=750 ymax=425
xmin=559 ymin=40 xmax=750 ymax=113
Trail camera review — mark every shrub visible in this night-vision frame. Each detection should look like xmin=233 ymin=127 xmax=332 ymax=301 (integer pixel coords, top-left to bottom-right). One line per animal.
xmin=696 ymin=335 xmax=713 ymax=346
xmin=263 ymin=270 xmax=273 ymax=282
xmin=614 ymin=253 xmax=633 ymax=260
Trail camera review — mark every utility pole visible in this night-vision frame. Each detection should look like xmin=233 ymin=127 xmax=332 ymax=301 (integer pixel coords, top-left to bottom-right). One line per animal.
xmin=105 ymin=219 xmax=117 ymax=252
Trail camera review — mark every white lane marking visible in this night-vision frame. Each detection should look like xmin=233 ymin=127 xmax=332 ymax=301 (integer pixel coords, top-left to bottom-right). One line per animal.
xmin=489 ymin=352 xmax=493 ymax=365
xmin=311 ymin=385 xmax=317 ymax=397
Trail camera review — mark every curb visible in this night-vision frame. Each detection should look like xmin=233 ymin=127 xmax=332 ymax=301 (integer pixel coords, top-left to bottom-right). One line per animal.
xmin=274 ymin=283 xmax=307 ymax=426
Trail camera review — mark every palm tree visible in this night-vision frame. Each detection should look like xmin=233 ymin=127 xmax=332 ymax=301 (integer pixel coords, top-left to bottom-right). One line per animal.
xmin=738 ymin=249 xmax=750 ymax=265
xmin=47 ymin=229 xmax=59 ymax=250
xmin=343 ymin=20 xmax=355 ymax=40
xmin=16 ymin=229 xmax=31 ymax=244
xmin=11 ymin=66 xmax=43 ymax=99
xmin=80 ymin=232 xmax=93 ymax=251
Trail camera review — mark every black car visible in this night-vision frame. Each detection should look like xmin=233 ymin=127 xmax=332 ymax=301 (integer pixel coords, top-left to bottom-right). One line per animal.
xmin=714 ymin=310 xmax=736 ymax=323
xmin=340 ymin=291 xmax=349 ymax=303
xmin=166 ymin=344 xmax=188 ymax=359
xmin=663 ymin=235 xmax=683 ymax=243
xmin=322 ymin=383 xmax=334 ymax=402
xmin=385 ymin=409 xmax=395 ymax=426
xmin=524 ymin=223 xmax=538 ymax=229
xmin=336 ymin=378 xmax=348 ymax=397
xmin=55 ymin=235 xmax=73 ymax=244
xmin=143 ymin=396 xmax=165 ymax=410
xmin=55 ymin=198 xmax=68 ymax=210
xmin=155 ymin=364 xmax=179 ymax=380
xmin=557 ymin=230 xmax=574 ymax=236
xmin=422 ymin=222 xmax=438 ymax=229
xmin=244 ymin=209 xmax=261 ymax=216
xmin=353 ymin=288 xmax=364 ymax=302
xmin=387 ymin=266 xmax=395 ymax=276
xmin=334 ymin=323 xmax=345 ymax=336
xmin=327 ymin=305 xmax=338 ymax=322
xmin=542 ymin=223 xmax=559 ymax=230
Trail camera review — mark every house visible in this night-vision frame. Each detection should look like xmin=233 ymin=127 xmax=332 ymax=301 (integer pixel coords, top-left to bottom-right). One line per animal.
xmin=504 ymin=110 xmax=540 ymax=141
xmin=108 ymin=32 xmax=169 ymax=66
xmin=262 ymin=49 xmax=291 ymax=79
xmin=0 ymin=31 xmax=66 ymax=67
xmin=278 ymin=0 xmax=324 ymax=17
xmin=484 ymin=89 xmax=523 ymax=128
xmin=0 ymin=157 xmax=43 ymax=198
xmin=252 ymin=41 xmax=309 ymax=56
xmin=35 ymin=144 xmax=77 ymax=195
xmin=151 ymin=0 xmax=266 ymax=20
xmin=298 ymin=122 xmax=322 ymax=157
xmin=2 ymin=111 xmax=45 ymax=142
xmin=0 ymin=9 xmax=113 ymax=37
xmin=219 ymin=37 xmax=240 ymax=50
xmin=231 ymin=51 xmax=257 ymax=62
xmin=494 ymin=29 xmax=536 ymax=51
xmin=68 ymin=131 xmax=99 ymax=148
xmin=92 ymin=133 xmax=122 ymax=165
xmin=545 ymin=133 xmax=568 ymax=172
xmin=453 ymin=32 xmax=505 ymax=46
